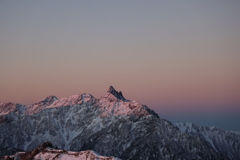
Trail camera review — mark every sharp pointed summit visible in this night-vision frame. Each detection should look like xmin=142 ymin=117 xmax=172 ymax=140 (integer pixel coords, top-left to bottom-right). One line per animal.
xmin=107 ymin=86 xmax=126 ymax=101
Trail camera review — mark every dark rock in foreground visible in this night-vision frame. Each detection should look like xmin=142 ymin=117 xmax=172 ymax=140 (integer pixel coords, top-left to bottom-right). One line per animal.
xmin=1 ymin=142 xmax=120 ymax=160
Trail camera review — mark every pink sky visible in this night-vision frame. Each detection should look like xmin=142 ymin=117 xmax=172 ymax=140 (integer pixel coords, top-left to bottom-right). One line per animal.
xmin=0 ymin=1 xmax=240 ymax=130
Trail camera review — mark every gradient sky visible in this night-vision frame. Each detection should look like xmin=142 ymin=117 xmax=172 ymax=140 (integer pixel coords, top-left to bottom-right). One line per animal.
xmin=0 ymin=1 xmax=240 ymax=131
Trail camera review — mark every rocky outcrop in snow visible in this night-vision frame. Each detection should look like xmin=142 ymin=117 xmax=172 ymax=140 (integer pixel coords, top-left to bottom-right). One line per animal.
xmin=1 ymin=142 xmax=121 ymax=160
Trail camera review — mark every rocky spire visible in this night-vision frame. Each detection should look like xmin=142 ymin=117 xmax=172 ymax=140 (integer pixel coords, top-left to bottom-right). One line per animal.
xmin=107 ymin=86 xmax=126 ymax=101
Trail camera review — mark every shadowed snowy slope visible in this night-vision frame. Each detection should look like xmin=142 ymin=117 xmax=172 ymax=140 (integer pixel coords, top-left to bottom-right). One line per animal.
xmin=0 ymin=86 xmax=239 ymax=160
xmin=175 ymin=122 xmax=240 ymax=160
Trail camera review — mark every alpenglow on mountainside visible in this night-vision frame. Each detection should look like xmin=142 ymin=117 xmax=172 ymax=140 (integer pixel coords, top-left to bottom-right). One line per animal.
xmin=0 ymin=86 xmax=239 ymax=160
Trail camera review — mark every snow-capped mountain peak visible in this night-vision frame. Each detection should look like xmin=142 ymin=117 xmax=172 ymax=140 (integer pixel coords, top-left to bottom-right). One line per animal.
xmin=103 ymin=86 xmax=127 ymax=102
xmin=24 ymin=93 xmax=96 ymax=115
xmin=25 ymin=95 xmax=58 ymax=115
xmin=1 ymin=87 xmax=240 ymax=160
xmin=49 ymin=93 xmax=95 ymax=107
xmin=97 ymin=86 xmax=159 ymax=118
xmin=39 ymin=95 xmax=58 ymax=104
xmin=31 ymin=95 xmax=58 ymax=107
xmin=0 ymin=102 xmax=21 ymax=116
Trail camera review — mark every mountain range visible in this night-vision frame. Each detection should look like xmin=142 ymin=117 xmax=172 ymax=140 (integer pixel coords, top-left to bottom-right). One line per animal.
xmin=0 ymin=86 xmax=239 ymax=160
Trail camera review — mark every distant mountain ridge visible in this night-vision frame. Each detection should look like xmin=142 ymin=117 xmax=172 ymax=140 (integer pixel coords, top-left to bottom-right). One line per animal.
xmin=175 ymin=122 xmax=240 ymax=160
xmin=0 ymin=86 xmax=239 ymax=159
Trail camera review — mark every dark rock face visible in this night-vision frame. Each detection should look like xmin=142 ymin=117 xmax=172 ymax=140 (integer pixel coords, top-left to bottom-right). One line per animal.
xmin=0 ymin=87 xmax=239 ymax=159
xmin=107 ymin=86 xmax=126 ymax=101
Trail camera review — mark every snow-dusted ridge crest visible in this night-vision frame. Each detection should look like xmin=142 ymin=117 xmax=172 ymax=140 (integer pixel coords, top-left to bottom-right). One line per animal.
xmin=25 ymin=93 xmax=95 ymax=115
xmin=0 ymin=86 xmax=158 ymax=117
xmin=1 ymin=86 xmax=240 ymax=159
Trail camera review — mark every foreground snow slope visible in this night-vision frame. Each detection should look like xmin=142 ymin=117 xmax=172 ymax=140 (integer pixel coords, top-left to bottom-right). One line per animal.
xmin=1 ymin=142 xmax=121 ymax=160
